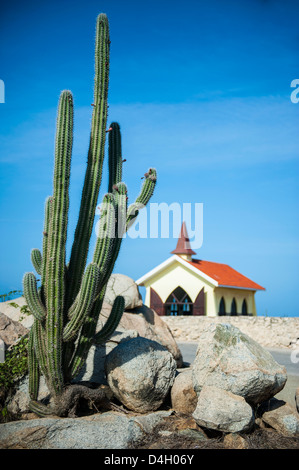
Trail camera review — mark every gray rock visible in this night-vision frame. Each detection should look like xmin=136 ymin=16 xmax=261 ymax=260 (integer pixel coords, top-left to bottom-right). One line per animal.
xmin=0 ymin=410 xmax=172 ymax=449
xmin=0 ymin=312 xmax=29 ymax=347
xmin=259 ymin=398 xmax=299 ymax=437
xmin=117 ymin=304 xmax=183 ymax=367
xmin=192 ymin=385 xmax=254 ymax=433
xmin=105 ymin=337 xmax=177 ymax=413
xmin=170 ymin=369 xmax=198 ymax=415
xmin=192 ymin=323 xmax=287 ymax=405
xmin=104 ymin=274 xmax=143 ymax=310
xmin=6 ymin=375 xmax=50 ymax=415
xmin=76 ymin=301 xmax=183 ymax=384
xmin=222 ymin=433 xmax=249 ymax=449
xmin=176 ymin=428 xmax=209 ymax=443
xmin=74 ymin=328 xmax=139 ymax=384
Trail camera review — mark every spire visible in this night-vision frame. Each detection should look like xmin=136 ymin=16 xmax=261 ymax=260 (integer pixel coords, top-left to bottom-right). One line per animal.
xmin=171 ymin=222 xmax=196 ymax=260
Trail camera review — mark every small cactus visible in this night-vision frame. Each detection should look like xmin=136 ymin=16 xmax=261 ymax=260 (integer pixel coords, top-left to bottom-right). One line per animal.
xmin=23 ymin=13 xmax=157 ymax=417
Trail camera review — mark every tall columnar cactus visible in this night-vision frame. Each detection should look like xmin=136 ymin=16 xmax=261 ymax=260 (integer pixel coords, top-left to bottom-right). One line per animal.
xmin=23 ymin=13 xmax=157 ymax=417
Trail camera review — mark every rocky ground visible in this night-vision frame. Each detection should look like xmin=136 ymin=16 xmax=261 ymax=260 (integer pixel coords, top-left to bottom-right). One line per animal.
xmin=134 ymin=410 xmax=299 ymax=450
xmin=0 ymin=279 xmax=299 ymax=450
xmin=1 ymin=398 xmax=298 ymax=450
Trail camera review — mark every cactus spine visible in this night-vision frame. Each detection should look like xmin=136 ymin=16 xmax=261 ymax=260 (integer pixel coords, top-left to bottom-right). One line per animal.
xmin=23 ymin=13 xmax=157 ymax=417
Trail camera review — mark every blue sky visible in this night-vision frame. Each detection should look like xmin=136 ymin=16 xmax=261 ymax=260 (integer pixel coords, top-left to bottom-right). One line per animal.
xmin=0 ymin=0 xmax=298 ymax=316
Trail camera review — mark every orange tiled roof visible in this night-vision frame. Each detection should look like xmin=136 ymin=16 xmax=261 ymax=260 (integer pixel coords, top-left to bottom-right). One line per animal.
xmin=187 ymin=258 xmax=265 ymax=291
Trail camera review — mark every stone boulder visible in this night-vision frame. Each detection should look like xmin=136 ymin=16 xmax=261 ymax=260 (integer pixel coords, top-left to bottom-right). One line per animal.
xmin=192 ymin=323 xmax=287 ymax=405
xmin=105 ymin=336 xmax=177 ymax=413
xmin=170 ymin=369 xmax=198 ymax=415
xmin=5 ymin=375 xmax=50 ymax=416
xmin=258 ymin=398 xmax=299 ymax=437
xmin=74 ymin=328 xmax=139 ymax=384
xmin=222 ymin=433 xmax=249 ymax=449
xmin=76 ymin=301 xmax=183 ymax=384
xmin=192 ymin=385 xmax=255 ymax=433
xmin=0 ymin=410 xmax=172 ymax=449
xmin=100 ymin=302 xmax=183 ymax=367
xmin=104 ymin=274 xmax=143 ymax=310
xmin=0 ymin=313 xmax=29 ymax=348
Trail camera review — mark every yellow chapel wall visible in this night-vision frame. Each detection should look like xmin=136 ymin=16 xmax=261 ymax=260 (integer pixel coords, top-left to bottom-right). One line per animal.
xmin=214 ymin=287 xmax=257 ymax=316
xmin=143 ymin=260 xmax=218 ymax=316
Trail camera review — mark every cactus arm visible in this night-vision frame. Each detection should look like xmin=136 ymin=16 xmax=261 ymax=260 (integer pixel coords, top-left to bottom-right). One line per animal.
xmin=45 ymin=90 xmax=73 ymax=395
xmin=69 ymin=287 xmax=106 ymax=380
xmin=23 ymin=272 xmax=46 ymax=321
xmin=135 ymin=168 xmax=157 ymax=204
xmin=39 ymin=196 xmax=53 ymax=306
xmin=28 ymin=327 xmax=40 ymax=400
xmin=102 ymin=182 xmax=127 ymax=283
xmin=126 ymin=203 xmax=142 ymax=231
xmin=93 ymin=295 xmax=125 ymax=344
xmin=66 ymin=14 xmax=110 ymax=308
xmin=31 ymin=319 xmax=50 ymax=386
xmin=29 ymin=399 xmax=55 ymax=417
xmin=108 ymin=122 xmax=122 ymax=192
xmin=63 ymin=263 xmax=100 ymax=342
xmin=41 ymin=197 xmax=52 ymax=285
xmin=31 ymin=249 xmax=42 ymax=275
xmin=91 ymin=192 xmax=118 ymax=294
xmin=126 ymin=168 xmax=157 ymax=230
xmin=92 ymin=193 xmax=116 ymax=270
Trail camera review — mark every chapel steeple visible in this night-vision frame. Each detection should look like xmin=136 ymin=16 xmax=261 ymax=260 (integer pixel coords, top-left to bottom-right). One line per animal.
xmin=171 ymin=221 xmax=196 ymax=261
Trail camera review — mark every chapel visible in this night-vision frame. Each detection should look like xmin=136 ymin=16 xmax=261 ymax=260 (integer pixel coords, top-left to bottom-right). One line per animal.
xmin=136 ymin=222 xmax=265 ymax=316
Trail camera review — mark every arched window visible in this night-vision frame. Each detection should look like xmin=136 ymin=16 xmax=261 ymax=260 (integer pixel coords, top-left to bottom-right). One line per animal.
xmin=182 ymin=297 xmax=191 ymax=313
xmin=170 ymin=297 xmax=178 ymax=315
xmin=231 ymin=298 xmax=237 ymax=316
xmin=218 ymin=297 xmax=226 ymax=316
xmin=242 ymin=299 xmax=248 ymax=316
xmin=164 ymin=286 xmax=193 ymax=316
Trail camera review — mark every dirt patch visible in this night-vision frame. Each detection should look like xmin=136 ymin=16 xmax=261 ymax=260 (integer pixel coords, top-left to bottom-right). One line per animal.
xmin=131 ymin=412 xmax=299 ymax=450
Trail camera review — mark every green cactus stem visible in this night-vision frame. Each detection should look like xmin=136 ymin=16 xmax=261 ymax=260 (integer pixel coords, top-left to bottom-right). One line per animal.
xmin=28 ymin=327 xmax=40 ymax=400
xmin=93 ymin=295 xmax=125 ymax=344
xmin=126 ymin=168 xmax=157 ymax=230
xmin=30 ymin=249 xmax=42 ymax=276
xmin=63 ymin=263 xmax=100 ymax=342
xmin=23 ymin=272 xmax=46 ymax=321
xmin=45 ymin=89 xmax=73 ymax=396
xmin=31 ymin=320 xmax=49 ymax=386
xmin=66 ymin=14 xmax=110 ymax=309
xmin=91 ymin=192 xmax=116 ymax=284
xmin=41 ymin=197 xmax=52 ymax=286
xmin=108 ymin=122 xmax=122 ymax=192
